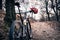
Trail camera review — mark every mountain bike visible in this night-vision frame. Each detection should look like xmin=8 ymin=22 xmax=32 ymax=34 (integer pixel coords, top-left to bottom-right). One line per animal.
xmin=9 ymin=2 xmax=38 ymax=40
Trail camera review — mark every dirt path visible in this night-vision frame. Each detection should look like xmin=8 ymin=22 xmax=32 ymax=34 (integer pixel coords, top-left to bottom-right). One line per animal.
xmin=30 ymin=21 xmax=60 ymax=40
xmin=0 ymin=21 xmax=60 ymax=40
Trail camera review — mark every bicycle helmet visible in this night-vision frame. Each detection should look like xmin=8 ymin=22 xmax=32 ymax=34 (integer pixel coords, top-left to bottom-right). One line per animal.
xmin=30 ymin=7 xmax=38 ymax=14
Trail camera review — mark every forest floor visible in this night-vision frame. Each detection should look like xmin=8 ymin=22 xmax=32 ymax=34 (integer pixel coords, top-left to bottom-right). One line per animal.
xmin=0 ymin=10 xmax=60 ymax=40
xmin=30 ymin=21 xmax=60 ymax=40
xmin=0 ymin=19 xmax=60 ymax=40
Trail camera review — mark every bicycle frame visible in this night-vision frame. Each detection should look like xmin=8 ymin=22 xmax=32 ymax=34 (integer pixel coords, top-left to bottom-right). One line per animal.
xmin=9 ymin=2 xmax=38 ymax=40
xmin=17 ymin=6 xmax=32 ymax=40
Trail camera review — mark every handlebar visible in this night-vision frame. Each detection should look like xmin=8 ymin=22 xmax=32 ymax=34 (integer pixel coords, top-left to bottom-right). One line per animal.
xmin=15 ymin=2 xmax=38 ymax=14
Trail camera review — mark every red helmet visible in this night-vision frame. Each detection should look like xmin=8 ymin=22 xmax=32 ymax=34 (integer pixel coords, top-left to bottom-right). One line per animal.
xmin=30 ymin=7 xmax=38 ymax=14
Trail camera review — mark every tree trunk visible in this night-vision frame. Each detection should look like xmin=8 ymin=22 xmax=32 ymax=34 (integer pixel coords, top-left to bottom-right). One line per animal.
xmin=45 ymin=0 xmax=50 ymax=21
xmin=5 ymin=0 xmax=15 ymax=26
xmin=0 ymin=0 xmax=2 ymax=9
xmin=55 ymin=0 xmax=59 ymax=21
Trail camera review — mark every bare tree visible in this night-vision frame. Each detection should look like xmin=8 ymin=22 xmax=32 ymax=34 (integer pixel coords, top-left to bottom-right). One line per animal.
xmin=55 ymin=0 xmax=59 ymax=21
xmin=51 ymin=0 xmax=59 ymax=21
xmin=45 ymin=0 xmax=50 ymax=21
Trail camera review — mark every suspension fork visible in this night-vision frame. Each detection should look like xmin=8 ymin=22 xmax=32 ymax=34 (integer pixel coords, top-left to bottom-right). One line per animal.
xmin=26 ymin=17 xmax=32 ymax=40
xmin=27 ymin=18 xmax=32 ymax=34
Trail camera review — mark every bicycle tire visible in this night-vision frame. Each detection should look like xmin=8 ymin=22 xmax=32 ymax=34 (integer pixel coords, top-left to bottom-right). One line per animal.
xmin=9 ymin=20 xmax=23 ymax=40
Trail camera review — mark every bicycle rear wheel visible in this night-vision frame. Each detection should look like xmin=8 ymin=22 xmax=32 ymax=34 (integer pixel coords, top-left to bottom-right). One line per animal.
xmin=9 ymin=20 xmax=23 ymax=40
